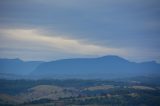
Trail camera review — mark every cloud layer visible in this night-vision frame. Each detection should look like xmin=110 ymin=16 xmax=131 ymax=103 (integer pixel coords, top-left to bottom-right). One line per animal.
xmin=0 ymin=28 xmax=128 ymax=61
xmin=0 ymin=0 xmax=160 ymax=62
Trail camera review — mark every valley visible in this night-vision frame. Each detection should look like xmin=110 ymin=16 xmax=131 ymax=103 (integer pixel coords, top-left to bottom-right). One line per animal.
xmin=0 ymin=78 xmax=160 ymax=106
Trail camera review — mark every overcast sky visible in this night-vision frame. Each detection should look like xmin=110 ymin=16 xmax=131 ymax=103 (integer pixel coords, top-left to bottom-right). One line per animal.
xmin=0 ymin=0 xmax=160 ymax=62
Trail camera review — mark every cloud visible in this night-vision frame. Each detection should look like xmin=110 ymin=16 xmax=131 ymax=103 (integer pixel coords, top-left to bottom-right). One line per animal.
xmin=0 ymin=28 xmax=128 ymax=61
xmin=0 ymin=0 xmax=159 ymax=62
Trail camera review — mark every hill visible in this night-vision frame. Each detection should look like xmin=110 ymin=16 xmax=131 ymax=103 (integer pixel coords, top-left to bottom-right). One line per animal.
xmin=31 ymin=55 xmax=160 ymax=79
xmin=0 ymin=56 xmax=160 ymax=79
xmin=0 ymin=58 xmax=42 ymax=75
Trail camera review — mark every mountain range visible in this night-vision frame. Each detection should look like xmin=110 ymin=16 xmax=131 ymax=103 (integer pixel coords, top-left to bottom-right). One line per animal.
xmin=0 ymin=55 xmax=160 ymax=79
xmin=0 ymin=58 xmax=42 ymax=75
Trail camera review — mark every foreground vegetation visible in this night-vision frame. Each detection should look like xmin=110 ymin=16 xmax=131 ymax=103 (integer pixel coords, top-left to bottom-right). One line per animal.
xmin=0 ymin=77 xmax=160 ymax=106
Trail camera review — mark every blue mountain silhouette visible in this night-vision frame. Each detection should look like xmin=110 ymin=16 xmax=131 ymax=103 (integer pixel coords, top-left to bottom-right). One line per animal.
xmin=31 ymin=55 xmax=160 ymax=79
xmin=0 ymin=58 xmax=42 ymax=75
xmin=0 ymin=56 xmax=159 ymax=79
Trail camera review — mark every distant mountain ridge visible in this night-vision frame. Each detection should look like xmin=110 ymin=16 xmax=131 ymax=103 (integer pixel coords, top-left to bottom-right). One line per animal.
xmin=0 ymin=58 xmax=43 ymax=75
xmin=0 ymin=56 xmax=160 ymax=79
xmin=32 ymin=55 xmax=160 ymax=79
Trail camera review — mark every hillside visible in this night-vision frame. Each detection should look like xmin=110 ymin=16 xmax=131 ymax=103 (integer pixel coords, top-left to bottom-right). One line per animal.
xmin=15 ymin=85 xmax=78 ymax=103
xmin=0 ymin=58 xmax=42 ymax=75
xmin=31 ymin=55 xmax=160 ymax=79
xmin=0 ymin=79 xmax=160 ymax=106
xmin=0 ymin=55 xmax=160 ymax=79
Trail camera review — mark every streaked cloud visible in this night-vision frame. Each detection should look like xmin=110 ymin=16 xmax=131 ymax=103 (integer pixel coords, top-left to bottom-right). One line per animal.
xmin=0 ymin=28 xmax=128 ymax=61
xmin=0 ymin=0 xmax=159 ymax=62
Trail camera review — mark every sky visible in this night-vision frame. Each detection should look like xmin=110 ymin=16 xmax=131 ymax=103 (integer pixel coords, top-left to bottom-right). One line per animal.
xmin=0 ymin=0 xmax=160 ymax=62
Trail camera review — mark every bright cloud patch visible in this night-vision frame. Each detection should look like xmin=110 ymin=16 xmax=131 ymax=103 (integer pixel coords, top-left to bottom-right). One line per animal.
xmin=0 ymin=28 xmax=127 ymax=61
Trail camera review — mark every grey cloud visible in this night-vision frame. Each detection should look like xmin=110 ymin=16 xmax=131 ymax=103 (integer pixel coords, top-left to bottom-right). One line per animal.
xmin=0 ymin=0 xmax=160 ymax=61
